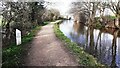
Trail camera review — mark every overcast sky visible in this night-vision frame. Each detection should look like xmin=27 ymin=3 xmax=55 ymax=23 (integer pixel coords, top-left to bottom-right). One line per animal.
xmin=44 ymin=0 xmax=76 ymax=15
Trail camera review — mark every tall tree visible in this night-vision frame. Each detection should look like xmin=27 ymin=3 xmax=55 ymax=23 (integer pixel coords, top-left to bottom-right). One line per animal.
xmin=83 ymin=2 xmax=100 ymax=25
xmin=1 ymin=1 xmax=45 ymax=46
xmin=108 ymin=1 xmax=120 ymax=28
xmin=28 ymin=1 xmax=45 ymax=25
xmin=70 ymin=2 xmax=100 ymax=26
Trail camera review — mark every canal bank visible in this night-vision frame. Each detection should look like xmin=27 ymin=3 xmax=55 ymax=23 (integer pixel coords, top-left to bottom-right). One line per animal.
xmin=58 ymin=20 xmax=120 ymax=67
xmin=54 ymin=21 xmax=104 ymax=66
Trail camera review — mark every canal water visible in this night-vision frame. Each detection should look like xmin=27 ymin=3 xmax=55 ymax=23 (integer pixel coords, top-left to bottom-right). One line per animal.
xmin=59 ymin=20 xmax=120 ymax=67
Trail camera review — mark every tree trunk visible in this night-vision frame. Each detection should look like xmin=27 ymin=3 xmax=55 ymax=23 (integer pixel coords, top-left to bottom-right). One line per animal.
xmin=88 ymin=3 xmax=97 ymax=26
xmin=115 ymin=15 xmax=120 ymax=29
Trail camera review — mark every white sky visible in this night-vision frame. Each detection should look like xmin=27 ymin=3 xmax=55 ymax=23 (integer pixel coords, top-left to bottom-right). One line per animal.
xmin=44 ymin=0 xmax=75 ymax=15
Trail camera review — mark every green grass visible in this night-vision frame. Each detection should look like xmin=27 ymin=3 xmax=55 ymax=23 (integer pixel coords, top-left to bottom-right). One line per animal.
xmin=2 ymin=26 xmax=41 ymax=67
xmin=54 ymin=22 xmax=104 ymax=67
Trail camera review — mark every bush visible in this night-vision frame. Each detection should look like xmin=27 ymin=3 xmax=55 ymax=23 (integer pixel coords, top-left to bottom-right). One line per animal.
xmin=2 ymin=26 xmax=41 ymax=67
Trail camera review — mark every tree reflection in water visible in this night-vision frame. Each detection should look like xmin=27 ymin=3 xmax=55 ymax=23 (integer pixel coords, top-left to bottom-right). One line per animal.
xmin=110 ymin=30 xmax=119 ymax=67
xmin=59 ymin=20 xmax=120 ymax=67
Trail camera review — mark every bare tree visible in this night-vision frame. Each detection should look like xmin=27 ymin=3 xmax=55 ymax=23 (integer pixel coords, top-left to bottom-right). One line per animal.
xmin=42 ymin=8 xmax=60 ymax=21
xmin=70 ymin=1 xmax=100 ymax=26
xmin=108 ymin=1 xmax=120 ymax=28
xmin=84 ymin=2 xmax=100 ymax=25
xmin=98 ymin=2 xmax=108 ymax=18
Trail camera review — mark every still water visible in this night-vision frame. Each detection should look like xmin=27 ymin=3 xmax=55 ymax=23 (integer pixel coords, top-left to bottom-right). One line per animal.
xmin=60 ymin=20 xmax=120 ymax=67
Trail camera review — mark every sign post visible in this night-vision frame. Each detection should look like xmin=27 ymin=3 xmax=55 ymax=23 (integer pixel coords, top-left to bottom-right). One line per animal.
xmin=16 ymin=29 xmax=21 ymax=45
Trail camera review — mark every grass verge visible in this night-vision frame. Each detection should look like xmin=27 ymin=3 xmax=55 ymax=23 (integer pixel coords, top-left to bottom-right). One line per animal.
xmin=54 ymin=22 xmax=104 ymax=67
xmin=2 ymin=26 xmax=41 ymax=67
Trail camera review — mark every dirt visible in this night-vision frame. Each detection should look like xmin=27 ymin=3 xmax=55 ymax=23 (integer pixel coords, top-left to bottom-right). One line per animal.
xmin=22 ymin=23 xmax=79 ymax=66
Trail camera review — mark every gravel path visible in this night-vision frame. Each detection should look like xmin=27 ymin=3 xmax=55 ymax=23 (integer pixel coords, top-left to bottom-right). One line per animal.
xmin=23 ymin=23 xmax=79 ymax=66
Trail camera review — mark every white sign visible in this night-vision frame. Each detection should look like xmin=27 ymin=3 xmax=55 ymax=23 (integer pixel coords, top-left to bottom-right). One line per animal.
xmin=16 ymin=29 xmax=21 ymax=45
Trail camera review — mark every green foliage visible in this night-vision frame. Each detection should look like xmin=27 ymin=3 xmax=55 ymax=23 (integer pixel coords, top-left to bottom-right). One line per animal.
xmin=94 ymin=15 xmax=116 ymax=29
xmin=95 ymin=16 xmax=116 ymax=21
xmin=54 ymin=23 xmax=104 ymax=66
xmin=94 ymin=22 xmax=102 ymax=29
xmin=0 ymin=18 xmax=2 ymax=26
xmin=2 ymin=45 xmax=22 ymax=66
xmin=1 ymin=2 xmax=45 ymax=46
xmin=43 ymin=21 xmax=49 ymax=25
xmin=107 ymin=15 xmax=116 ymax=20
xmin=2 ymin=26 xmax=41 ymax=67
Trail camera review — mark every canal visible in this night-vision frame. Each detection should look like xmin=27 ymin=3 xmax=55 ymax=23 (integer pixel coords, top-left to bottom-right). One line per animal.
xmin=60 ymin=20 xmax=120 ymax=67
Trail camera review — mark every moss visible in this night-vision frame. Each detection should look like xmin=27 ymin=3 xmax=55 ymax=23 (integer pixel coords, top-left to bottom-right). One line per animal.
xmin=2 ymin=26 xmax=41 ymax=67
xmin=54 ymin=22 xmax=104 ymax=67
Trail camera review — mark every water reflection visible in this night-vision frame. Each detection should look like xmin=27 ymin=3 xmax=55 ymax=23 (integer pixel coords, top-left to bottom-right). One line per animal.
xmin=111 ymin=30 xmax=119 ymax=67
xmin=73 ymin=21 xmax=85 ymax=35
xmin=60 ymin=20 xmax=120 ymax=67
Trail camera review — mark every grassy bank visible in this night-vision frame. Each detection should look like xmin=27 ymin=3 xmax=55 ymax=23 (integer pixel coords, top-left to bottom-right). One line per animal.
xmin=2 ymin=26 xmax=41 ymax=67
xmin=94 ymin=15 xmax=116 ymax=29
xmin=54 ymin=22 xmax=104 ymax=66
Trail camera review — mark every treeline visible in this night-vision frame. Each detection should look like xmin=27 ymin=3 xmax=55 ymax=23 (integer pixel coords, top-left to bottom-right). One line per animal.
xmin=70 ymin=1 xmax=120 ymax=29
xmin=1 ymin=1 xmax=61 ymax=47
